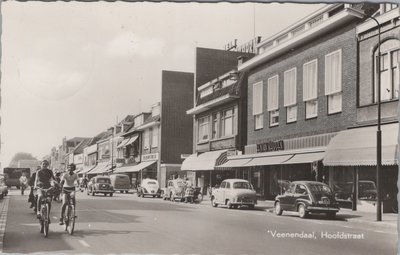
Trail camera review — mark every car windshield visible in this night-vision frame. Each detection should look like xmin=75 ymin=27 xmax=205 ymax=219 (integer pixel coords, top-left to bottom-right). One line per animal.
xmin=233 ymin=182 xmax=252 ymax=189
xmin=308 ymin=183 xmax=332 ymax=195
xmin=97 ymin=178 xmax=111 ymax=184
xmin=359 ymin=182 xmax=376 ymax=191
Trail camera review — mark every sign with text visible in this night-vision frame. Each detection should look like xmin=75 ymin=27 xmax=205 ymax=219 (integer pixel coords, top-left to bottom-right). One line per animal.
xmin=256 ymin=140 xmax=284 ymax=153
xmin=141 ymin=153 xmax=159 ymax=162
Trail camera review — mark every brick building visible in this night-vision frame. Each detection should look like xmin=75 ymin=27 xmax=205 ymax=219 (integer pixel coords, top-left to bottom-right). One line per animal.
xmin=223 ymin=4 xmax=377 ymax=201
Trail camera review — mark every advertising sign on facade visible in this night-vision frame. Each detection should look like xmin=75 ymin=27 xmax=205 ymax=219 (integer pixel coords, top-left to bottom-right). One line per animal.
xmin=256 ymin=140 xmax=284 ymax=153
xmin=141 ymin=153 xmax=159 ymax=162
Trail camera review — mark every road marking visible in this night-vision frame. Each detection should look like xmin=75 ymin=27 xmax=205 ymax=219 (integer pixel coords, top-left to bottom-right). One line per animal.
xmin=78 ymin=240 xmax=90 ymax=247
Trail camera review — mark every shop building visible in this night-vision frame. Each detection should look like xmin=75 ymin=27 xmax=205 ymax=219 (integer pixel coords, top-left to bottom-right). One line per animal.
xmin=222 ymin=4 xmax=376 ymax=200
xmin=182 ymin=47 xmax=255 ymax=193
xmin=323 ymin=5 xmax=399 ymax=212
xmin=114 ymin=70 xmax=194 ymax=188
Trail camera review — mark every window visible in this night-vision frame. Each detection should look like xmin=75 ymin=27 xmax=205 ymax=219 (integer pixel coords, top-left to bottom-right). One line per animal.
xmin=200 ymin=86 xmax=213 ymax=98
xmin=212 ymin=113 xmax=219 ymax=139
xmin=221 ymin=108 xmax=234 ymax=136
xmin=325 ymin=50 xmax=342 ymax=114
xmin=252 ymin=82 xmax=263 ymax=129
xmin=284 ymin=68 xmax=297 ymax=123
xmin=152 ymin=125 xmax=159 ymax=148
xmin=303 ymin=59 xmax=318 ymax=119
xmin=374 ymin=39 xmax=399 ymax=102
xmin=198 ymin=116 xmax=210 ymax=142
xmin=267 ymin=75 xmax=279 ymax=126
xmin=143 ymin=130 xmax=150 ymax=149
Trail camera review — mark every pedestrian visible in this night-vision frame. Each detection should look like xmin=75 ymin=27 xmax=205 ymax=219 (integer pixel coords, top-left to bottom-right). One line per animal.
xmin=19 ymin=173 xmax=28 ymax=195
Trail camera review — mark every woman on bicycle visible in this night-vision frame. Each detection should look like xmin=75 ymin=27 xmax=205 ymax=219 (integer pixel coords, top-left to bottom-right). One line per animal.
xmin=59 ymin=163 xmax=79 ymax=225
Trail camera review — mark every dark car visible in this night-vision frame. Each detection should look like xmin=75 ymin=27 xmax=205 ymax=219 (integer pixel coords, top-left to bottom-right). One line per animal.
xmin=334 ymin=180 xmax=377 ymax=201
xmin=87 ymin=176 xmax=114 ymax=197
xmin=0 ymin=175 xmax=8 ymax=198
xmin=274 ymin=181 xmax=339 ymax=219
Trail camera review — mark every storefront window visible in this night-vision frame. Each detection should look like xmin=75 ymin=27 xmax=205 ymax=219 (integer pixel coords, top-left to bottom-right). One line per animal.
xmin=251 ymin=167 xmax=263 ymax=195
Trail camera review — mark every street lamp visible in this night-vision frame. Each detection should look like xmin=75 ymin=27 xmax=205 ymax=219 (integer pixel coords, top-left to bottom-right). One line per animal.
xmin=356 ymin=5 xmax=382 ymax=221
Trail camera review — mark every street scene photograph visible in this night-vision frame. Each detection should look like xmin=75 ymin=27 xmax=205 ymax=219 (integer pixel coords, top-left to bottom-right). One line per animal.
xmin=0 ymin=1 xmax=399 ymax=255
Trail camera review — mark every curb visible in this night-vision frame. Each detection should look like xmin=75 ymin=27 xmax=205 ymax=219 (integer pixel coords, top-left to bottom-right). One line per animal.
xmin=0 ymin=196 xmax=10 ymax=253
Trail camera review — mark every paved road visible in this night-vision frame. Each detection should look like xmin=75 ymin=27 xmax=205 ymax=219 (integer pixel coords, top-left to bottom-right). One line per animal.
xmin=2 ymin=189 xmax=398 ymax=255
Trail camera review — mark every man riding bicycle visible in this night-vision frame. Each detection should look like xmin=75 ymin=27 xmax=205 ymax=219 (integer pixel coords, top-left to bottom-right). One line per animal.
xmin=34 ymin=160 xmax=56 ymax=220
xmin=59 ymin=163 xmax=79 ymax=225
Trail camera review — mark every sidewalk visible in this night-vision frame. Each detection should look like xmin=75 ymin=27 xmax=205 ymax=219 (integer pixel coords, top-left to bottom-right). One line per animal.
xmin=200 ymin=196 xmax=398 ymax=229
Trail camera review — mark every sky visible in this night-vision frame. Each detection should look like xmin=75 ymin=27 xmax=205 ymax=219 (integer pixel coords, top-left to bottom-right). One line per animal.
xmin=0 ymin=1 xmax=325 ymax=166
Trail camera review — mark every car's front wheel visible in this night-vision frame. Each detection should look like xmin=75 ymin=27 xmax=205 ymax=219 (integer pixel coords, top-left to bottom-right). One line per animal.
xmin=227 ymin=200 xmax=233 ymax=209
xmin=298 ymin=204 xmax=308 ymax=218
xmin=275 ymin=202 xmax=283 ymax=215
xmin=110 ymin=193 xmax=113 ymax=197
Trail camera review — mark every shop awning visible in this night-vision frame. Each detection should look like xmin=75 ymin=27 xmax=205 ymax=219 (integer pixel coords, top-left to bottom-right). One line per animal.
xmin=245 ymin=155 xmax=293 ymax=167
xmin=114 ymin=160 xmax=157 ymax=173
xmin=125 ymin=135 xmax=139 ymax=146
xmin=79 ymin=165 xmax=96 ymax=174
xmin=117 ymin=135 xmax=139 ymax=149
xmin=88 ymin=162 xmax=110 ymax=174
xmin=181 ymin=150 xmax=228 ymax=171
xmin=323 ymin=123 xmax=398 ymax=166
xmin=117 ymin=138 xmax=130 ymax=148
xmin=281 ymin=151 xmax=325 ymax=165
xmin=219 ymin=147 xmax=326 ymax=168
xmin=215 ymin=158 xmax=252 ymax=168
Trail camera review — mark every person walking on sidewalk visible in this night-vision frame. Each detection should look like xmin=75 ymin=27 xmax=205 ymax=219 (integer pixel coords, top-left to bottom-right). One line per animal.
xmin=19 ymin=173 xmax=28 ymax=195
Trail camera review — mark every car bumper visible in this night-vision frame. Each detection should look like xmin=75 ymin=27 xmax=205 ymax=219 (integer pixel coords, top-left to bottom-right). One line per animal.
xmin=307 ymin=206 xmax=339 ymax=213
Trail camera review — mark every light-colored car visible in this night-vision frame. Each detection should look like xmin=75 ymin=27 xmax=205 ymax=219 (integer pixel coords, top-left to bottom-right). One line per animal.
xmin=163 ymin=178 xmax=186 ymax=202
xmin=87 ymin=176 xmax=114 ymax=197
xmin=211 ymin=179 xmax=257 ymax=209
xmin=137 ymin=178 xmax=161 ymax=198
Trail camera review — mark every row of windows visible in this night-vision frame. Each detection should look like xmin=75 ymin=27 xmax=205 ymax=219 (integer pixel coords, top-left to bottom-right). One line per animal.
xmin=252 ymin=49 xmax=343 ymax=130
xmin=197 ymin=107 xmax=237 ymax=143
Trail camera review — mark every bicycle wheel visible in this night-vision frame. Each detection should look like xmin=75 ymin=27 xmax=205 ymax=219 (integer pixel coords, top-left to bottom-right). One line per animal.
xmin=43 ymin=204 xmax=49 ymax=237
xmin=67 ymin=205 xmax=75 ymax=235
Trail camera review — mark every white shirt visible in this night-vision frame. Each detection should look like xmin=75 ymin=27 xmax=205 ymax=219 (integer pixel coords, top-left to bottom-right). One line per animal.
xmin=62 ymin=172 xmax=78 ymax=188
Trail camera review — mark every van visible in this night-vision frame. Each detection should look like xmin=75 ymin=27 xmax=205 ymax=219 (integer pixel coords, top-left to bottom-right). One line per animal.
xmin=109 ymin=174 xmax=131 ymax=193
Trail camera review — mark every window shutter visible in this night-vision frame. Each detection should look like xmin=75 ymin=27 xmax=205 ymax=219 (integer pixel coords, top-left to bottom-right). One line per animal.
xmin=303 ymin=60 xmax=318 ymax=101
xmin=252 ymin=82 xmax=263 ymax=115
xmin=267 ymin=75 xmax=279 ymax=111
xmin=325 ymin=50 xmax=342 ymax=95
xmin=284 ymin=68 xmax=297 ymax=107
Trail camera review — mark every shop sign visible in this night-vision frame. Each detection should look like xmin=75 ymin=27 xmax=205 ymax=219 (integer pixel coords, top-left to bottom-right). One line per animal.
xmin=141 ymin=153 xmax=159 ymax=162
xmin=256 ymin=140 xmax=284 ymax=153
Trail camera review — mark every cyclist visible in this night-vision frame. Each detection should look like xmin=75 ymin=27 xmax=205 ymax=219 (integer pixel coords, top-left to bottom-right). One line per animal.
xmin=59 ymin=163 xmax=79 ymax=225
xmin=34 ymin=160 xmax=56 ymax=220
xmin=19 ymin=173 xmax=28 ymax=195
xmin=28 ymin=166 xmax=40 ymax=210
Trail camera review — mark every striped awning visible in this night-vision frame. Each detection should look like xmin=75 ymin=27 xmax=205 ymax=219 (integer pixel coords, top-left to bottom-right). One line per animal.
xmin=114 ymin=161 xmax=156 ymax=173
xmin=181 ymin=150 xmax=228 ymax=171
xmin=88 ymin=162 xmax=110 ymax=174
xmin=117 ymin=135 xmax=139 ymax=148
xmin=323 ymin=123 xmax=398 ymax=166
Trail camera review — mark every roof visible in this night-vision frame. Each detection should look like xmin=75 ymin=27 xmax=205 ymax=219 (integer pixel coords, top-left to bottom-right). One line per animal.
xmin=73 ymin=138 xmax=92 ymax=155
xmin=88 ymin=131 xmax=109 ymax=146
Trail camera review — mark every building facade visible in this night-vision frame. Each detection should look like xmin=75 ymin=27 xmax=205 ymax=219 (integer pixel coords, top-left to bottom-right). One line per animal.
xmin=225 ymin=4 xmax=376 ymax=201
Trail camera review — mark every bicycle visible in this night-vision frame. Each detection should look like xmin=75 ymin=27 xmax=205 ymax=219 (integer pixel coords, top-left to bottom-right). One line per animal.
xmin=37 ymin=187 xmax=55 ymax=237
xmin=63 ymin=190 xmax=76 ymax=235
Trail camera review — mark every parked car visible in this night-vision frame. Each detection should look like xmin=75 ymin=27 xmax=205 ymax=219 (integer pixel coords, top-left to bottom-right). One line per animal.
xmin=137 ymin=178 xmax=161 ymax=198
xmin=163 ymin=178 xmax=186 ymax=202
xmin=87 ymin=176 xmax=114 ymax=197
xmin=0 ymin=175 xmax=8 ymax=198
xmin=334 ymin=180 xmax=377 ymax=201
xmin=110 ymin=174 xmax=131 ymax=193
xmin=274 ymin=181 xmax=339 ymax=219
xmin=211 ymin=179 xmax=257 ymax=209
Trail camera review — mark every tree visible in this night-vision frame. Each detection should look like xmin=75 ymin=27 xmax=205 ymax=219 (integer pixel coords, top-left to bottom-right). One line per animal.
xmin=9 ymin=152 xmax=38 ymax=167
